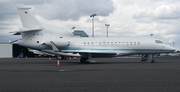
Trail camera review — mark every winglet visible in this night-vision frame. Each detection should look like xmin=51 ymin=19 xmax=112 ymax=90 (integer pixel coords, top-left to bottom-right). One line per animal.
xmin=50 ymin=41 xmax=61 ymax=52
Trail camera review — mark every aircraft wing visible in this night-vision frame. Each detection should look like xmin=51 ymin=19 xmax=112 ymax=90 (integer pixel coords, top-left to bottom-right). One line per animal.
xmin=62 ymin=50 xmax=116 ymax=54
xmin=61 ymin=50 xmax=133 ymax=57
xmin=42 ymin=50 xmax=80 ymax=57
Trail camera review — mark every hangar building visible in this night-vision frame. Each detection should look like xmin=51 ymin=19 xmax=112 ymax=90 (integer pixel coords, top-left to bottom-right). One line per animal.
xmin=0 ymin=43 xmax=12 ymax=58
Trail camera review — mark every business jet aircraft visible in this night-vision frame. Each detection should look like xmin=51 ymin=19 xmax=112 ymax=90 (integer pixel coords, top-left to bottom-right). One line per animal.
xmin=13 ymin=7 xmax=176 ymax=63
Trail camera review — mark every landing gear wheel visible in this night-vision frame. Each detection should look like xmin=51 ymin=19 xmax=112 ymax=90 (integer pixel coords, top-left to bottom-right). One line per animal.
xmin=151 ymin=60 xmax=155 ymax=63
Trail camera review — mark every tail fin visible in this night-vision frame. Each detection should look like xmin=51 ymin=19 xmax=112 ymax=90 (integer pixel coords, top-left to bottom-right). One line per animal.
xmin=10 ymin=7 xmax=43 ymax=38
xmin=17 ymin=7 xmax=42 ymax=28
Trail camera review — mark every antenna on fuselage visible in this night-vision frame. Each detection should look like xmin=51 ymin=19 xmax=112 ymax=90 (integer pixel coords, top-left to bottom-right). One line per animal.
xmin=71 ymin=27 xmax=76 ymax=36
xmin=150 ymin=34 xmax=154 ymax=38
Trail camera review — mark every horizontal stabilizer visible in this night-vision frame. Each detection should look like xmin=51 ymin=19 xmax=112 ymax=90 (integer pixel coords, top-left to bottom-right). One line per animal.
xmin=10 ymin=28 xmax=42 ymax=34
xmin=50 ymin=41 xmax=61 ymax=52
xmin=10 ymin=28 xmax=42 ymax=35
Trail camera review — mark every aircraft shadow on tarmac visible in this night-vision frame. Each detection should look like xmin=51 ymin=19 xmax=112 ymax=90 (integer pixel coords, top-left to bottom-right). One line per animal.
xmin=60 ymin=60 xmax=152 ymax=66
xmin=1 ymin=57 xmax=176 ymax=66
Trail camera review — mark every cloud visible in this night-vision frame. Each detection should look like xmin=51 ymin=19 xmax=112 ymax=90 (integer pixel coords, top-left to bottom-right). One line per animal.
xmin=0 ymin=0 xmax=114 ymax=21
xmin=132 ymin=3 xmax=180 ymax=37
xmin=0 ymin=2 xmax=17 ymax=21
xmin=0 ymin=0 xmax=180 ymax=49
xmin=133 ymin=4 xmax=180 ymax=21
xmin=34 ymin=0 xmax=114 ymax=20
xmin=154 ymin=4 xmax=180 ymax=19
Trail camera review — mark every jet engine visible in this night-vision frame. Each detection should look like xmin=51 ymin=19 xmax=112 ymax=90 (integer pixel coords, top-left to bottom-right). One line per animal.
xmin=51 ymin=38 xmax=70 ymax=47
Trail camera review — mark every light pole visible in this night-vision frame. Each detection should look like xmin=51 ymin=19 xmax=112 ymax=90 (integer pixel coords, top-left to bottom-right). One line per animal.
xmin=90 ymin=14 xmax=97 ymax=37
xmin=150 ymin=34 xmax=154 ymax=38
xmin=105 ymin=24 xmax=110 ymax=37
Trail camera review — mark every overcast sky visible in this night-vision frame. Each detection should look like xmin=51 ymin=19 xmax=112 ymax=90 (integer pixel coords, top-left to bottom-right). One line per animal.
xmin=0 ymin=0 xmax=180 ymax=49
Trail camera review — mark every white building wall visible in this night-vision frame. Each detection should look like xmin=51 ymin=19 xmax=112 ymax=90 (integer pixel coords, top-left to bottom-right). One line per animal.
xmin=0 ymin=43 xmax=12 ymax=58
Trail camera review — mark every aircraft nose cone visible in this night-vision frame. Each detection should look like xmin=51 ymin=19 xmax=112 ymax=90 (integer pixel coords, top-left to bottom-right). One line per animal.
xmin=174 ymin=49 xmax=180 ymax=53
xmin=163 ymin=44 xmax=176 ymax=52
xmin=169 ymin=46 xmax=176 ymax=50
xmin=170 ymin=46 xmax=176 ymax=52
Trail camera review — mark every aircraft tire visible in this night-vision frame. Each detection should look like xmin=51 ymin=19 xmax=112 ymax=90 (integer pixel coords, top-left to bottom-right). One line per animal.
xmin=151 ymin=60 xmax=155 ymax=63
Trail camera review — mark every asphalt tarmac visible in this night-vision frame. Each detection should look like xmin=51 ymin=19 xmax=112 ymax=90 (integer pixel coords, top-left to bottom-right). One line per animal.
xmin=0 ymin=57 xmax=180 ymax=92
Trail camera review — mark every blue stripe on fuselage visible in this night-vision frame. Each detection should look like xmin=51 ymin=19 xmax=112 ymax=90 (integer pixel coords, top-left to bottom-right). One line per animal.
xmin=28 ymin=46 xmax=174 ymax=52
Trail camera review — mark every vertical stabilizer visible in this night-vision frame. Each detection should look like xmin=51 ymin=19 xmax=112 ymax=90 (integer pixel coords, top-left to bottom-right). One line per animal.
xmin=17 ymin=7 xmax=42 ymax=28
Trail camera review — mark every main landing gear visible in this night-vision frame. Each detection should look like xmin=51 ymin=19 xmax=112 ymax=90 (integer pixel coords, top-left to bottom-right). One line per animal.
xmin=80 ymin=54 xmax=95 ymax=64
xmin=141 ymin=54 xmax=156 ymax=63
xmin=57 ymin=56 xmax=70 ymax=60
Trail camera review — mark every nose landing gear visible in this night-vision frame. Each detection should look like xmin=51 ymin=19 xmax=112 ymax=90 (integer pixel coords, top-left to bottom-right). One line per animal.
xmin=151 ymin=54 xmax=155 ymax=63
xmin=151 ymin=60 xmax=155 ymax=63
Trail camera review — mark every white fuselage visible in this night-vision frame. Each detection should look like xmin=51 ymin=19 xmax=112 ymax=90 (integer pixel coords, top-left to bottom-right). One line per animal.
xmin=17 ymin=34 xmax=176 ymax=58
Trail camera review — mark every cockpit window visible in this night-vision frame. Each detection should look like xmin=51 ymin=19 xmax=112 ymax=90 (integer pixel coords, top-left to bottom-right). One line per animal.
xmin=155 ymin=40 xmax=163 ymax=44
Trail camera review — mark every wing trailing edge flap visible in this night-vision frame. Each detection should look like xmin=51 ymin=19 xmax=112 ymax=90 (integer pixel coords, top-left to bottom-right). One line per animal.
xmin=65 ymin=50 xmax=132 ymax=55
xmin=64 ymin=50 xmax=117 ymax=55
xmin=50 ymin=41 xmax=61 ymax=52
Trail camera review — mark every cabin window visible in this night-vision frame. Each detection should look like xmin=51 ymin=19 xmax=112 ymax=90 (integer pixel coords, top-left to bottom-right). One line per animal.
xmin=134 ymin=42 xmax=136 ymax=45
xmin=130 ymin=42 xmax=132 ymax=45
xmin=118 ymin=42 xmax=121 ymax=45
xmin=138 ymin=42 xmax=140 ymax=45
xmin=111 ymin=42 xmax=113 ymax=46
xmin=95 ymin=42 xmax=98 ymax=46
xmin=99 ymin=42 xmax=101 ymax=46
xmin=107 ymin=42 xmax=109 ymax=46
xmin=121 ymin=42 xmax=124 ymax=45
xmin=115 ymin=42 xmax=117 ymax=46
